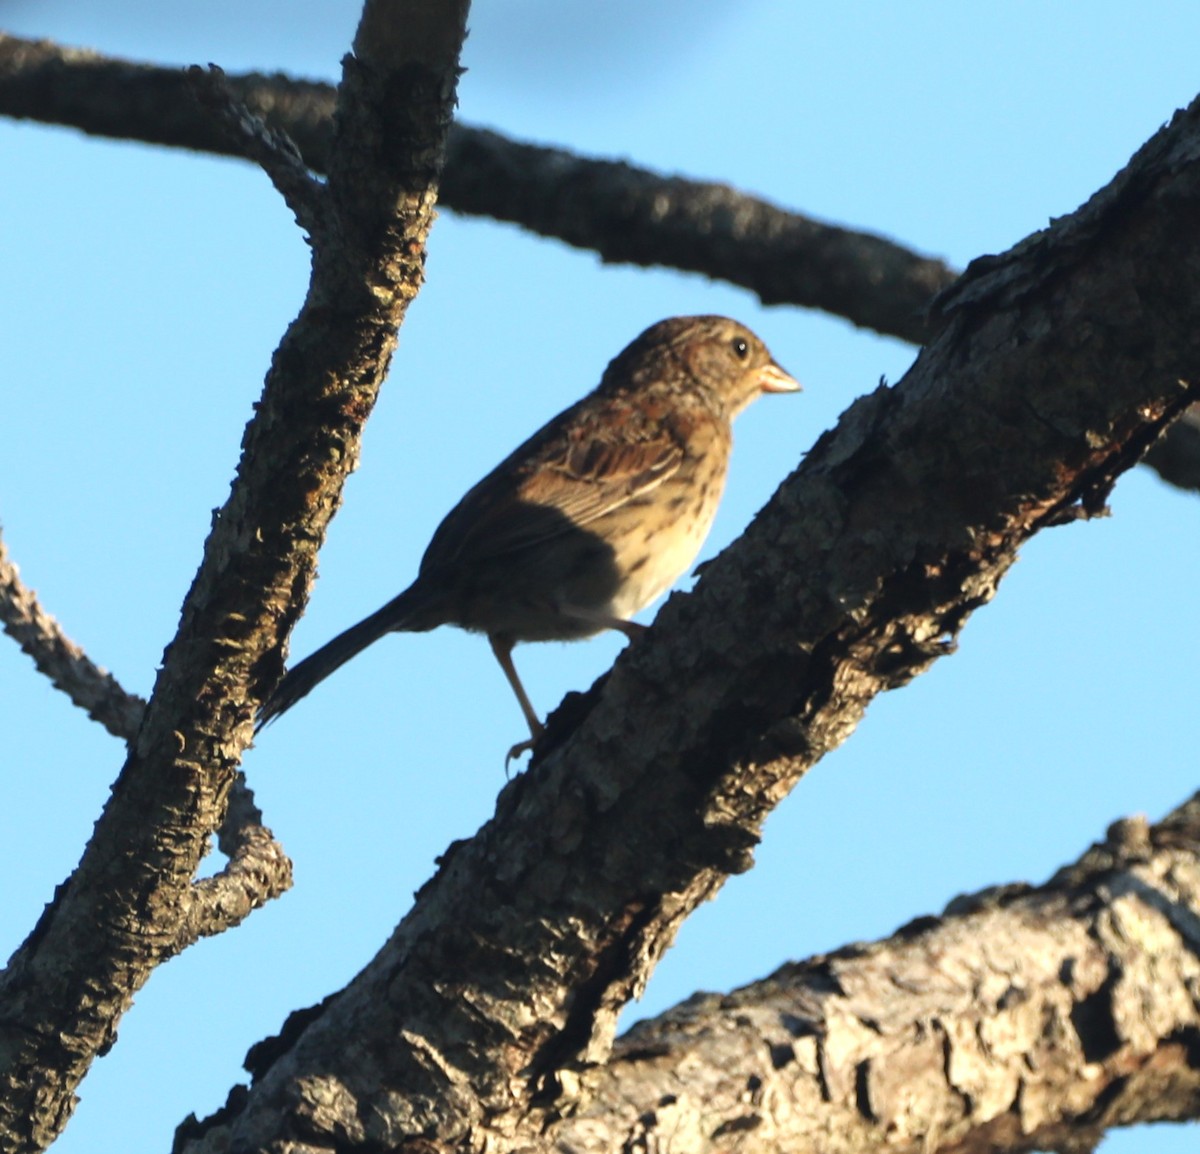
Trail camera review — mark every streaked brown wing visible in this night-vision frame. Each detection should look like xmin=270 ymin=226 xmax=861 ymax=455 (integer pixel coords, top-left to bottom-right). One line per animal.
xmin=526 ymin=435 xmax=683 ymax=526
xmin=419 ymin=420 xmax=683 ymax=572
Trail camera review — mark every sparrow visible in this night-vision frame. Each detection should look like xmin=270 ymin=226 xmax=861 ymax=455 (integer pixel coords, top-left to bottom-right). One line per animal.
xmin=258 ymin=315 xmax=799 ymax=753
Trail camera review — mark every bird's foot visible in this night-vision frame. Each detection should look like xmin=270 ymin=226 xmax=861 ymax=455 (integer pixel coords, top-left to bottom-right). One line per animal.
xmin=505 ymin=735 xmax=537 ymax=770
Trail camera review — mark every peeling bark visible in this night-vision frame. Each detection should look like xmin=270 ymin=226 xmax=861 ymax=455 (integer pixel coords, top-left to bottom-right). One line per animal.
xmin=549 ymin=806 xmax=1200 ymax=1154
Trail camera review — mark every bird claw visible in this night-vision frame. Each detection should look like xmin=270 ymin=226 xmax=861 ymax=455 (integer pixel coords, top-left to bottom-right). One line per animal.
xmin=505 ymin=735 xmax=537 ymax=771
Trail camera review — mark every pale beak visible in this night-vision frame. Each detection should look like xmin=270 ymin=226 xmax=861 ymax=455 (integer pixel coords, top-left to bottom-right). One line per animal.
xmin=758 ymin=361 xmax=802 ymax=394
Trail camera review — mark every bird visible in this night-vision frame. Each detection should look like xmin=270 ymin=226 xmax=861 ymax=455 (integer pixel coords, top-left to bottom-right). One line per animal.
xmin=257 ymin=315 xmax=799 ymax=754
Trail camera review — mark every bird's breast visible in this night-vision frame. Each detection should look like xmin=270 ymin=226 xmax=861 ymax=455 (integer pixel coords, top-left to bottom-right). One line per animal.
xmin=603 ymin=449 xmax=728 ymax=620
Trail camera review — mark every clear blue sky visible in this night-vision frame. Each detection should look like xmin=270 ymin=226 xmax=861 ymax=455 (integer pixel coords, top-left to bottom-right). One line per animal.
xmin=2 ymin=3 xmax=1198 ymax=1151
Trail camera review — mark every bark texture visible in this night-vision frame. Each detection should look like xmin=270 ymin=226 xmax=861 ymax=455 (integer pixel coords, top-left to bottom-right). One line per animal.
xmin=0 ymin=4 xmax=470 ymax=1151
xmin=548 ymin=804 xmax=1200 ymax=1154
xmin=173 ymin=97 xmax=1200 ymax=1154
xmin=0 ymin=525 xmax=294 ymax=955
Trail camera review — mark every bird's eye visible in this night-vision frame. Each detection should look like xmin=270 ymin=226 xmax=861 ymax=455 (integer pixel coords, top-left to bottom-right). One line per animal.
xmin=731 ymin=337 xmax=749 ymax=360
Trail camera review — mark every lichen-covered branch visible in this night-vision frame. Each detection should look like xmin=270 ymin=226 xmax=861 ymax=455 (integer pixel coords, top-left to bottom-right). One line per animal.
xmin=0 ymin=4 xmax=470 ymax=1150
xmin=548 ymin=801 xmax=1200 ymax=1154
xmin=175 ymin=95 xmax=1200 ymax=1154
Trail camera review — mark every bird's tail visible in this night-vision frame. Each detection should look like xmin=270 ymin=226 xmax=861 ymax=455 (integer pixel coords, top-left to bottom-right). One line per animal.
xmin=257 ymin=588 xmax=424 ymax=731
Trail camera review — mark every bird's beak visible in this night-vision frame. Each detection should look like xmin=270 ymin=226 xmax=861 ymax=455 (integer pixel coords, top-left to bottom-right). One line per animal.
xmin=758 ymin=361 xmax=802 ymax=394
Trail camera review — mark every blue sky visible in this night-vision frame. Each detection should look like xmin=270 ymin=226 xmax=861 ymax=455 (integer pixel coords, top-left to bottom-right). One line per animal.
xmin=2 ymin=3 xmax=1198 ymax=1151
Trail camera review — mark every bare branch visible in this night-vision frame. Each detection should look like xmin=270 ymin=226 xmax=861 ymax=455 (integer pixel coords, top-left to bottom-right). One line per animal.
xmin=177 ymin=775 xmax=293 ymax=950
xmin=439 ymin=128 xmax=952 ymax=342
xmin=185 ymin=63 xmax=324 ymax=235
xmin=4 ymin=34 xmax=1198 ymax=496
xmin=175 ymin=93 xmax=1200 ymax=1154
xmin=0 ymin=33 xmax=953 ymax=345
xmin=0 ymin=4 xmax=471 ymax=1149
xmin=544 ymin=799 xmax=1200 ymax=1154
xmin=0 ymin=527 xmax=145 ymax=740
xmin=0 ymin=35 xmax=336 ymax=166
xmin=0 ymin=527 xmax=293 ymax=1004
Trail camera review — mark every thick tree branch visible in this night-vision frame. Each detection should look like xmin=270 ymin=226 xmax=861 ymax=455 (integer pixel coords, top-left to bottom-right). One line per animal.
xmin=0 ymin=4 xmax=470 ymax=1151
xmin=176 ymin=96 xmax=1200 ymax=1154
xmin=3 ymin=33 xmax=1198 ymax=496
xmin=0 ymin=33 xmax=953 ymax=345
xmin=546 ymin=799 xmax=1200 ymax=1154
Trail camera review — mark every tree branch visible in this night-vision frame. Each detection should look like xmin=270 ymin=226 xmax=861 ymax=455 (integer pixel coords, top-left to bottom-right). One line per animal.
xmin=184 ymin=63 xmax=324 ymax=235
xmin=0 ymin=33 xmax=953 ymax=345
xmin=0 ymin=3 xmax=470 ymax=1150
xmin=175 ymin=93 xmax=1200 ymax=1154
xmin=177 ymin=774 xmax=294 ymax=951
xmin=3 ymin=33 xmax=1197 ymax=498
xmin=0 ymin=527 xmax=144 ymax=740
xmin=544 ymin=799 xmax=1200 ymax=1154
xmin=0 ymin=527 xmax=293 ymax=947
xmin=439 ymin=127 xmax=949 ymax=342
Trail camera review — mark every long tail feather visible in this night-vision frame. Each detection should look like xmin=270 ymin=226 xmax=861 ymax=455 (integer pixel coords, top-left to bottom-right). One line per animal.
xmin=257 ymin=590 xmax=421 ymax=730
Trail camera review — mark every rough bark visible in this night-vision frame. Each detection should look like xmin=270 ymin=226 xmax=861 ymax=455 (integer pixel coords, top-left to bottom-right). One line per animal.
xmin=547 ymin=803 xmax=1200 ymax=1154
xmin=0 ymin=524 xmax=294 ymax=950
xmin=0 ymin=4 xmax=470 ymax=1151
xmin=173 ymin=97 xmax=1200 ymax=1154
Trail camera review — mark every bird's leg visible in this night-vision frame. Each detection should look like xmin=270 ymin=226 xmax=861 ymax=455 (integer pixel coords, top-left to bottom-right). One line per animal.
xmin=490 ymin=622 xmax=647 ymax=761
xmin=489 ymin=634 xmax=544 ymax=759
